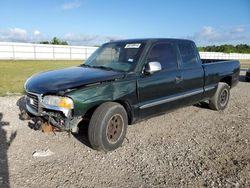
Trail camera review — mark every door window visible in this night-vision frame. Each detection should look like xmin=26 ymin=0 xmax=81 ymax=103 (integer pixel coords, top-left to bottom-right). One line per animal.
xmin=147 ymin=43 xmax=178 ymax=70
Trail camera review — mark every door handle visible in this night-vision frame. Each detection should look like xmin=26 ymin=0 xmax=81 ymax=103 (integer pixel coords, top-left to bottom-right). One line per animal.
xmin=175 ymin=76 xmax=183 ymax=83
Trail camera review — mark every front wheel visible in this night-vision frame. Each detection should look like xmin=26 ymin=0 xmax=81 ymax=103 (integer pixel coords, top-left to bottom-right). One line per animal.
xmin=209 ymin=82 xmax=230 ymax=111
xmin=88 ymin=102 xmax=128 ymax=152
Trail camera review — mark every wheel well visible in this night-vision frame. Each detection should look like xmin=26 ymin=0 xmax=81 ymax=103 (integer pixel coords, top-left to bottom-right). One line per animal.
xmin=220 ymin=76 xmax=232 ymax=87
xmin=82 ymin=100 xmax=133 ymax=125
xmin=114 ymin=100 xmax=133 ymax=125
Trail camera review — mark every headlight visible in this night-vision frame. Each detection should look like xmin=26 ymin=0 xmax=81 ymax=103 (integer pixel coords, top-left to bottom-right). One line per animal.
xmin=42 ymin=96 xmax=74 ymax=109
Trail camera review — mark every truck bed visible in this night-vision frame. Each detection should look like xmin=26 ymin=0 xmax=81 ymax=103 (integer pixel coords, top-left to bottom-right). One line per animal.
xmin=201 ymin=59 xmax=231 ymax=64
xmin=202 ymin=60 xmax=240 ymax=88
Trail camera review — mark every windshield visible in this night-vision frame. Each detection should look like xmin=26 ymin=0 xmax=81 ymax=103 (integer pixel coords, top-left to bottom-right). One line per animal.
xmin=83 ymin=42 xmax=145 ymax=72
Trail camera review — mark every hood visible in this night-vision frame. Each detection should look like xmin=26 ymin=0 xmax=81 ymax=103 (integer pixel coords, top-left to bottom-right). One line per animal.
xmin=25 ymin=66 xmax=124 ymax=94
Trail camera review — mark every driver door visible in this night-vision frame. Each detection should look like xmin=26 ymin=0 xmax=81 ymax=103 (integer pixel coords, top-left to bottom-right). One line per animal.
xmin=137 ymin=42 xmax=182 ymax=119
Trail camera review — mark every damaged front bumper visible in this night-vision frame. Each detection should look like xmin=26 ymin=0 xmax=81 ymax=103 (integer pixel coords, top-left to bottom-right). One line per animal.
xmin=25 ymin=92 xmax=80 ymax=133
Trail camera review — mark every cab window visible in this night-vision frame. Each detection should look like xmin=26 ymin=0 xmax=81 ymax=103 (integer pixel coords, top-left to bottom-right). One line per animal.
xmin=147 ymin=43 xmax=178 ymax=70
xmin=178 ymin=42 xmax=198 ymax=68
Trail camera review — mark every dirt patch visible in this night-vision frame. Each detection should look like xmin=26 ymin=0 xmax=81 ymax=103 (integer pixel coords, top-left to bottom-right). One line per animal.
xmin=0 ymin=73 xmax=249 ymax=187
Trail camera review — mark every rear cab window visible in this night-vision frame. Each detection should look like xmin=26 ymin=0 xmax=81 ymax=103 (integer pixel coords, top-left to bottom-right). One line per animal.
xmin=177 ymin=42 xmax=199 ymax=68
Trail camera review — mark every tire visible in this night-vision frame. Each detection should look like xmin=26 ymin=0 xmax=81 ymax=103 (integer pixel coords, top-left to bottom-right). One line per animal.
xmin=88 ymin=102 xmax=128 ymax=152
xmin=209 ymin=82 xmax=230 ymax=111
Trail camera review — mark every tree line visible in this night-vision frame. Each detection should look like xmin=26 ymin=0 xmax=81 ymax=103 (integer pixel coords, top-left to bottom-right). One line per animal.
xmin=40 ymin=37 xmax=68 ymax=45
xmin=198 ymin=44 xmax=250 ymax=54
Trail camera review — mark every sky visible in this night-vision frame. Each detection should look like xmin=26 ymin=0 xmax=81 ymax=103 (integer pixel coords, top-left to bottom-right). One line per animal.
xmin=0 ymin=0 xmax=249 ymax=46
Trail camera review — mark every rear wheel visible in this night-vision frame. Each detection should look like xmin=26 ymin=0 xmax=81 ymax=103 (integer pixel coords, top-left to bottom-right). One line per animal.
xmin=209 ymin=82 xmax=230 ymax=111
xmin=88 ymin=102 xmax=128 ymax=152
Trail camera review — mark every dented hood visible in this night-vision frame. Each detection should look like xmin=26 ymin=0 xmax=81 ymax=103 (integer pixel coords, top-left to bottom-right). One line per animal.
xmin=25 ymin=66 xmax=124 ymax=94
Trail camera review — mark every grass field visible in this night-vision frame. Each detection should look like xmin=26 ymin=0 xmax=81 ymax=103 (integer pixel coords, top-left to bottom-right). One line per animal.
xmin=0 ymin=60 xmax=82 ymax=96
xmin=0 ymin=59 xmax=249 ymax=96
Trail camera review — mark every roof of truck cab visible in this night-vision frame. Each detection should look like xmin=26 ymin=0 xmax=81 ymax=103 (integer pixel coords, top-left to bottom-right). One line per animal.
xmin=109 ymin=38 xmax=194 ymax=43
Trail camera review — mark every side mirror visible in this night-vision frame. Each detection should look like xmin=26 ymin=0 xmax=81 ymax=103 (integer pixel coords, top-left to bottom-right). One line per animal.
xmin=144 ymin=61 xmax=162 ymax=74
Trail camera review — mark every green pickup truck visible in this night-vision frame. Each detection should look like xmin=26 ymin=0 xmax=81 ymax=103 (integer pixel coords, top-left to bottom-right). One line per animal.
xmin=24 ymin=38 xmax=240 ymax=151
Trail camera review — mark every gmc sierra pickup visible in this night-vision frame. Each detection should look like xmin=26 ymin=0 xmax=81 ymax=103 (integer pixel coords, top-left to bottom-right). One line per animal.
xmin=24 ymin=39 xmax=240 ymax=151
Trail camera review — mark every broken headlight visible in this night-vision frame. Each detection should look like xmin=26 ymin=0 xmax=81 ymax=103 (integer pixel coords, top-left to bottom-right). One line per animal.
xmin=42 ymin=96 xmax=74 ymax=109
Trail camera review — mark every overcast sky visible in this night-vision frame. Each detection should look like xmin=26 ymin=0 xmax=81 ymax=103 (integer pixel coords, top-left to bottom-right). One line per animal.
xmin=0 ymin=0 xmax=249 ymax=46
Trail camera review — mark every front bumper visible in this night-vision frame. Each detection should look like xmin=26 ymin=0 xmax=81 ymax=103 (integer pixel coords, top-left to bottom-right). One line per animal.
xmin=25 ymin=92 xmax=78 ymax=132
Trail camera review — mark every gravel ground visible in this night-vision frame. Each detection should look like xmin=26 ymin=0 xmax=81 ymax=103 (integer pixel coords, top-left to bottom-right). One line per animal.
xmin=0 ymin=72 xmax=249 ymax=188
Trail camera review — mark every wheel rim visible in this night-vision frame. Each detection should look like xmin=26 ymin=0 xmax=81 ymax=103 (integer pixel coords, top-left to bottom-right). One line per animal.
xmin=220 ymin=89 xmax=229 ymax=107
xmin=106 ymin=114 xmax=124 ymax=144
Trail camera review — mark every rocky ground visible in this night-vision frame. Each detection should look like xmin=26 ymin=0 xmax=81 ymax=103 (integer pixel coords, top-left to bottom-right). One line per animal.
xmin=0 ymin=72 xmax=249 ymax=188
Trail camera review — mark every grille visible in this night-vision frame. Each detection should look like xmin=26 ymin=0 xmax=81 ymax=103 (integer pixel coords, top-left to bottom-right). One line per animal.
xmin=26 ymin=92 xmax=39 ymax=112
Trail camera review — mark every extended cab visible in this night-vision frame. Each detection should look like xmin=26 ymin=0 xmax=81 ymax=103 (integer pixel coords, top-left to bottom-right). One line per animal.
xmin=24 ymin=39 xmax=240 ymax=151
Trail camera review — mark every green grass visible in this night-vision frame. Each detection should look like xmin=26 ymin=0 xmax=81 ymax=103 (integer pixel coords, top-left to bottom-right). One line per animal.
xmin=0 ymin=60 xmax=82 ymax=96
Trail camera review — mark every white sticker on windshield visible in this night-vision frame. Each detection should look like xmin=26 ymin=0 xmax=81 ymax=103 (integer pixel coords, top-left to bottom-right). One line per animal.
xmin=125 ymin=43 xmax=141 ymax=48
